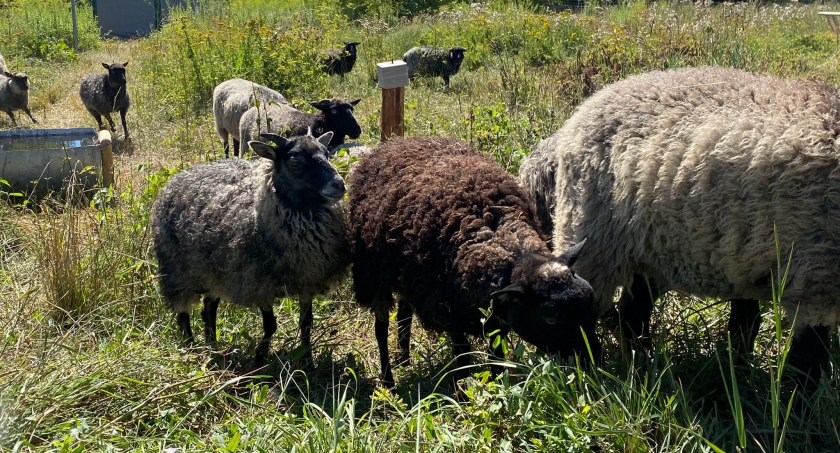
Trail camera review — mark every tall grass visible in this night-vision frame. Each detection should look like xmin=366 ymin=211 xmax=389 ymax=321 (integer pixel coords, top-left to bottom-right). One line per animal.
xmin=0 ymin=0 xmax=100 ymax=62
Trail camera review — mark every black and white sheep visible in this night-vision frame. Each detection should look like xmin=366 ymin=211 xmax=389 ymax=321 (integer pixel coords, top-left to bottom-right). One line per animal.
xmin=548 ymin=66 xmax=840 ymax=382
xmin=79 ymin=62 xmax=130 ymax=139
xmin=349 ymin=137 xmax=600 ymax=388
xmin=239 ymin=98 xmax=361 ymax=154
xmin=323 ymin=41 xmax=360 ymax=78
xmin=151 ymin=131 xmax=350 ymax=366
xmin=402 ymin=46 xmax=466 ymax=87
xmin=0 ymin=71 xmax=37 ymax=126
xmin=212 ymin=78 xmax=290 ymax=157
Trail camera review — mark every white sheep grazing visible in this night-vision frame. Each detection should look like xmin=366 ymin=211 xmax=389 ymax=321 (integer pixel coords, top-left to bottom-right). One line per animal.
xmin=549 ymin=66 xmax=840 ymax=384
xmin=212 ymin=78 xmax=290 ymax=157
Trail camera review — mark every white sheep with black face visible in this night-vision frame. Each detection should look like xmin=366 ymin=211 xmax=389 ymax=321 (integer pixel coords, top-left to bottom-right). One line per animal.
xmin=151 ymin=131 xmax=350 ymax=366
xmin=546 ymin=66 xmax=840 ymax=384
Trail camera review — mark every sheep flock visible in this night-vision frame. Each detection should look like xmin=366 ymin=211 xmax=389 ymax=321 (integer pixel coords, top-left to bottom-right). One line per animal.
xmin=2 ymin=37 xmax=839 ymax=396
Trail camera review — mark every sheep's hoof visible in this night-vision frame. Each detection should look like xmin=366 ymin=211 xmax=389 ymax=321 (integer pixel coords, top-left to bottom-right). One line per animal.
xmin=395 ymin=353 xmax=410 ymax=366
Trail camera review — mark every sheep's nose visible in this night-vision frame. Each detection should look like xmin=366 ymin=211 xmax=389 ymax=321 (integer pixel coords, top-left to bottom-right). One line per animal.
xmin=321 ymin=176 xmax=346 ymax=200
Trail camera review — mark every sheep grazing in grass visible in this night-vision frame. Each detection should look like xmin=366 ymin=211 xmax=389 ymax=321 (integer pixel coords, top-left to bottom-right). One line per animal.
xmin=323 ymin=41 xmax=360 ymax=78
xmin=547 ymin=66 xmax=840 ymax=384
xmin=521 ymin=117 xmax=762 ymax=357
xmin=151 ymin=131 xmax=350 ymax=366
xmin=0 ymin=71 xmax=37 ymax=126
xmin=349 ymin=137 xmax=599 ymax=388
xmin=79 ymin=62 xmax=130 ymax=139
xmin=212 ymin=78 xmax=290 ymax=157
xmin=239 ymin=98 xmax=361 ymax=155
xmin=402 ymin=46 xmax=466 ymax=87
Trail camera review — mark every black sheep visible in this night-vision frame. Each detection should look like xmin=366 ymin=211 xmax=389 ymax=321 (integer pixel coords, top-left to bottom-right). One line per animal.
xmin=349 ymin=137 xmax=600 ymax=388
xmin=323 ymin=41 xmax=360 ymax=78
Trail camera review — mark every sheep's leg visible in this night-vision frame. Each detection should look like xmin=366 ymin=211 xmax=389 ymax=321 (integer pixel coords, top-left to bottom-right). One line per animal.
xmin=102 ymin=112 xmax=116 ymax=133
xmin=5 ymin=111 xmax=16 ymax=126
xmin=788 ymin=325 xmax=830 ymax=388
xmin=254 ymin=307 xmax=277 ymax=368
xmin=618 ymin=274 xmax=659 ymax=352
xmin=87 ymin=109 xmax=104 ymax=130
xmin=23 ymin=107 xmax=37 ymax=123
xmin=232 ymin=139 xmax=240 ymax=158
xmin=201 ymin=296 xmax=219 ymax=345
xmin=176 ymin=311 xmax=194 ymax=344
xmin=395 ymin=298 xmax=413 ymax=365
xmin=451 ymin=332 xmax=472 ymax=381
xmin=442 ymin=75 xmax=450 ymax=87
xmin=727 ymin=299 xmax=761 ymax=356
xmin=298 ymin=295 xmax=314 ymax=363
xmin=375 ymin=307 xmax=394 ymax=388
xmin=119 ymin=109 xmax=129 ymax=139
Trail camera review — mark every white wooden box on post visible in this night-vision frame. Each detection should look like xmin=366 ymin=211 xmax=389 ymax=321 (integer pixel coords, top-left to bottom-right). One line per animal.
xmin=376 ymin=60 xmax=409 ymax=142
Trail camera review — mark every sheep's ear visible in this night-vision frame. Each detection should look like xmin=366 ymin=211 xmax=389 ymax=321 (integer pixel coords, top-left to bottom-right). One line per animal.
xmin=122 ymin=61 xmax=129 ymax=67
xmin=2 ymin=71 xmax=11 ymax=78
xmin=310 ymin=99 xmax=332 ymax=111
xmin=249 ymin=141 xmax=279 ymax=160
xmin=558 ymin=238 xmax=587 ymax=267
xmin=101 ymin=63 xmax=111 ymax=70
xmin=350 ymin=98 xmax=361 ymax=106
xmin=316 ymin=131 xmax=334 ymax=148
xmin=259 ymin=133 xmax=290 ymax=149
xmin=491 ymin=283 xmax=524 ymax=305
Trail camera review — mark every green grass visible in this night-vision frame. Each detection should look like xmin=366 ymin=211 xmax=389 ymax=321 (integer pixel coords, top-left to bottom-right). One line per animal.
xmin=0 ymin=0 xmax=839 ymax=450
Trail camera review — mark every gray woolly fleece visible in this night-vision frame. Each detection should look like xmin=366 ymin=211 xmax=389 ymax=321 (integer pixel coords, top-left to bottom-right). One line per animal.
xmin=548 ymin=66 xmax=840 ymax=332
xmin=152 ymin=157 xmax=349 ymax=314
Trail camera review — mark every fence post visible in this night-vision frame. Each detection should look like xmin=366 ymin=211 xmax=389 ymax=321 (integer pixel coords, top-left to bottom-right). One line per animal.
xmin=376 ymin=60 xmax=409 ymax=142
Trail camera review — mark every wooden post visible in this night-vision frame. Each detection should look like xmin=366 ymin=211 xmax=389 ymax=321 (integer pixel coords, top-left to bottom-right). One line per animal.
xmin=98 ymin=130 xmax=114 ymax=188
xmin=377 ymin=60 xmax=409 ymax=143
xmin=381 ymin=86 xmax=405 ymax=142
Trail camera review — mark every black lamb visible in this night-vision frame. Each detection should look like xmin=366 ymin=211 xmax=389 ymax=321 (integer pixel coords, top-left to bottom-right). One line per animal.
xmin=323 ymin=41 xmax=360 ymax=78
xmin=349 ymin=137 xmax=600 ymax=388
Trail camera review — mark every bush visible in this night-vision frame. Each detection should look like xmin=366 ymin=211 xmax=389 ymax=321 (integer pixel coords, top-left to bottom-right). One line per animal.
xmin=0 ymin=0 xmax=99 ymax=61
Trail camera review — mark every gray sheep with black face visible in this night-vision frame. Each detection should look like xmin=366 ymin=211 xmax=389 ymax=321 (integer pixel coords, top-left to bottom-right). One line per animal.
xmin=151 ymin=131 xmax=350 ymax=366
xmin=349 ymin=137 xmax=600 ymax=388
xmin=402 ymin=46 xmax=466 ymax=87
xmin=239 ymin=98 xmax=361 ymax=155
xmin=0 ymin=71 xmax=37 ymax=126
xmin=79 ymin=62 xmax=131 ymax=139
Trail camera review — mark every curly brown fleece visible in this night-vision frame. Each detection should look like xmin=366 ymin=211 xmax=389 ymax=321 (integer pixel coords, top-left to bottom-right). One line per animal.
xmin=349 ymin=137 xmax=598 ymax=386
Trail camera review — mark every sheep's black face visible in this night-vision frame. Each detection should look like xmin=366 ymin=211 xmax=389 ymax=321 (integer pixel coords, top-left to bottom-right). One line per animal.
xmin=103 ymin=62 xmax=128 ymax=87
xmin=312 ymin=99 xmax=363 ymax=146
xmin=9 ymin=73 xmax=29 ymax=91
xmin=449 ymin=47 xmax=466 ymax=66
xmin=252 ymin=132 xmax=346 ymax=208
xmin=495 ymin=259 xmax=601 ymax=363
xmin=344 ymin=41 xmax=359 ymax=56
